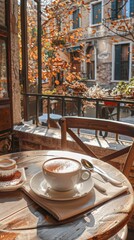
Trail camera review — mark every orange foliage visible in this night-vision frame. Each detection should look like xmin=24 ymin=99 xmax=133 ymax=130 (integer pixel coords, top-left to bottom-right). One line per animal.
xmin=19 ymin=0 xmax=95 ymax=95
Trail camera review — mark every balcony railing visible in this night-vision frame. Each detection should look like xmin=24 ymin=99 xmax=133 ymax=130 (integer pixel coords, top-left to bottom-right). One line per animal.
xmin=22 ymin=93 xmax=134 ymax=129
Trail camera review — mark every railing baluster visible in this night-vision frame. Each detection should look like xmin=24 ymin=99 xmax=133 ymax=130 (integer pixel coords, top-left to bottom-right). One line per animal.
xmin=62 ymin=97 xmax=65 ymax=116
xmin=116 ymin=102 xmax=121 ymax=141
xmin=117 ymin=102 xmax=120 ymax=121
xmin=35 ymin=95 xmax=39 ymax=126
xmin=78 ymin=97 xmax=82 ymax=116
xmin=47 ymin=97 xmax=50 ymax=128
xmin=22 ymin=93 xmax=134 ymax=140
xmin=96 ymin=100 xmax=99 ymax=118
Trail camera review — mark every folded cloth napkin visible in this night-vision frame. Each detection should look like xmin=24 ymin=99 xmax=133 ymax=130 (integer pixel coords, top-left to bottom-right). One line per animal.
xmin=22 ymin=171 xmax=128 ymax=221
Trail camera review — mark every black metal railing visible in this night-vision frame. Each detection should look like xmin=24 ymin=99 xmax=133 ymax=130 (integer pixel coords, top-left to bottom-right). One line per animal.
xmin=22 ymin=93 xmax=134 ymax=128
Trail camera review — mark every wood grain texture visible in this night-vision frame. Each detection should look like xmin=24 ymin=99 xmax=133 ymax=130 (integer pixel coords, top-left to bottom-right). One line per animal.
xmin=0 ymin=105 xmax=12 ymax=131
xmin=0 ymin=150 xmax=133 ymax=240
xmin=59 ymin=117 xmax=134 ymax=178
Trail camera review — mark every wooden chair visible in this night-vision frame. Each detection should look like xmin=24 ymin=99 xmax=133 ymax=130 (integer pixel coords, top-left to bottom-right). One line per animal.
xmin=59 ymin=116 xmax=134 ymax=240
xmin=59 ymin=116 xmax=134 ymax=178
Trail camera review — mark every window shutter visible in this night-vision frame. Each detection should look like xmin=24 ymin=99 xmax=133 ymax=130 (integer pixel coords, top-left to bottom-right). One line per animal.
xmin=121 ymin=44 xmax=129 ymax=80
xmin=130 ymin=0 xmax=134 ymax=17
xmin=114 ymin=45 xmax=121 ymax=80
xmin=92 ymin=2 xmax=102 ymax=24
xmin=73 ymin=9 xmax=79 ymax=29
xmin=111 ymin=0 xmax=117 ymax=20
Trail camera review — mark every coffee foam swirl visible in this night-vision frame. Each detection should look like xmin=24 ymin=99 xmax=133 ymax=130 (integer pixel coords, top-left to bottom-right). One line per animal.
xmin=45 ymin=159 xmax=80 ymax=173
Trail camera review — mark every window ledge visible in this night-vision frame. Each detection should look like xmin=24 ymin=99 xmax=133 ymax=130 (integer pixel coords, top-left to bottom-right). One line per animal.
xmin=90 ymin=23 xmax=102 ymax=27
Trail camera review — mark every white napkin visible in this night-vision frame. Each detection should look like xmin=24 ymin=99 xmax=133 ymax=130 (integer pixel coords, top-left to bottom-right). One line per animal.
xmin=22 ymin=173 xmax=128 ymax=221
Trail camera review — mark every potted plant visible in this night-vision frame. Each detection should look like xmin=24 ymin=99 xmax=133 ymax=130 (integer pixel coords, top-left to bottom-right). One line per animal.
xmin=111 ymin=81 xmax=127 ymax=99
xmin=111 ymin=78 xmax=134 ymax=99
xmin=124 ymin=77 xmax=134 ymax=98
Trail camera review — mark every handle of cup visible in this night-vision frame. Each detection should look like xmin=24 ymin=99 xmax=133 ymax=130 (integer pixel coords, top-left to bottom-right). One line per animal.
xmin=80 ymin=169 xmax=91 ymax=182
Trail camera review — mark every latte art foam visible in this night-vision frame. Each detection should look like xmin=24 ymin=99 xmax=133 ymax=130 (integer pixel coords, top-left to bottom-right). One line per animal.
xmin=44 ymin=159 xmax=80 ymax=173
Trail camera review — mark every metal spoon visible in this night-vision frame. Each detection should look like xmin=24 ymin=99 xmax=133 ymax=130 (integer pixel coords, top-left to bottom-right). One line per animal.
xmin=81 ymin=159 xmax=122 ymax=187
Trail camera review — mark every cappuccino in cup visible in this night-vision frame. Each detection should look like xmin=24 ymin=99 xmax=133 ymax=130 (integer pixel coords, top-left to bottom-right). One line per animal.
xmin=42 ymin=158 xmax=91 ymax=191
xmin=44 ymin=158 xmax=80 ymax=173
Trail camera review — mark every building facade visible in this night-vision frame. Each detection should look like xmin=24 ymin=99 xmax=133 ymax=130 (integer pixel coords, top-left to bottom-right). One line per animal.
xmin=64 ymin=0 xmax=134 ymax=88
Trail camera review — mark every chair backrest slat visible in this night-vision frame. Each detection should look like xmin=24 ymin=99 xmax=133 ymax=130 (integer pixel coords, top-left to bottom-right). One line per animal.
xmin=67 ymin=128 xmax=98 ymax=158
xmin=64 ymin=117 xmax=134 ymax=137
xmin=101 ymin=146 xmax=130 ymax=161
xmin=59 ymin=117 xmax=134 ymax=178
xmin=123 ymin=142 xmax=134 ymax=177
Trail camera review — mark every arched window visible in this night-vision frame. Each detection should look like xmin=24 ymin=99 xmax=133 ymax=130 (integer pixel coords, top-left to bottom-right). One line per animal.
xmin=70 ymin=50 xmax=81 ymax=74
xmin=86 ymin=45 xmax=95 ymax=80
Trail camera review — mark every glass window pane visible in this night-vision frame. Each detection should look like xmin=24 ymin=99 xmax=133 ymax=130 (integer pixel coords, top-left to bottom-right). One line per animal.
xmin=125 ymin=0 xmax=130 ymax=17
xmin=0 ymin=38 xmax=8 ymax=99
xmin=0 ymin=0 xmax=6 ymax=27
xmin=130 ymin=0 xmax=134 ymax=17
xmin=112 ymin=0 xmax=132 ymax=19
xmin=92 ymin=2 xmax=102 ymax=24
xmin=73 ymin=9 xmax=79 ymax=29
xmin=111 ymin=0 xmax=117 ymax=20
xmin=114 ymin=44 xmax=129 ymax=81
xmin=86 ymin=46 xmax=95 ymax=80
xmin=121 ymin=44 xmax=129 ymax=80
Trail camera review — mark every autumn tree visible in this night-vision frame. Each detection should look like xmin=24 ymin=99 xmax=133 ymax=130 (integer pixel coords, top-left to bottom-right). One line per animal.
xmin=41 ymin=0 xmax=89 ymax=95
xmin=19 ymin=0 xmax=134 ymax=96
xmin=38 ymin=0 xmax=134 ymax=94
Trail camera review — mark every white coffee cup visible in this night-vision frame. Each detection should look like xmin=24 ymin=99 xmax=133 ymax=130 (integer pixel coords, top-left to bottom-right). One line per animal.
xmin=42 ymin=157 xmax=91 ymax=191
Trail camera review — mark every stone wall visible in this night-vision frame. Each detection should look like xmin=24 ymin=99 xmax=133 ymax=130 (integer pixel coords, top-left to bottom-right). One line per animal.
xmin=97 ymin=62 xmax=112 ymax=86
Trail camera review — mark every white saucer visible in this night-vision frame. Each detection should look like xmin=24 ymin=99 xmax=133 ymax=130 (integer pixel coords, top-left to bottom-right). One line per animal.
xmin=0 ymin=168 xmax=26 ymax=192
xmin=30 ymin=171 xmax=94 ymax=201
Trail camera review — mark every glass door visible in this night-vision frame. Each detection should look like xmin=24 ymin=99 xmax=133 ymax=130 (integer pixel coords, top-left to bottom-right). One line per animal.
xmin=0 ymin=38 xmax=8 ymax=99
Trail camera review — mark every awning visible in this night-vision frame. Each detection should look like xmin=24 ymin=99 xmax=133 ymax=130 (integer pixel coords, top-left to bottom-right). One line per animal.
xmin=66 ymin=46 xmax=80 ymax=52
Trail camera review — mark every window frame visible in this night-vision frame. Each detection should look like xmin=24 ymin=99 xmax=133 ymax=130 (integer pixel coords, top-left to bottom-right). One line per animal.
xmin=21 ymin=0 xmax=42 ymax=121
xmin=90 ymin=0 xmax=103 ymax=27
xmin=112 ymin=41 xmax=132 ymax=82
xmin=70 ymin=7 xmax=81 ymax=30
xmin=86 ymin=45 xmax=97 ymax=81
xmin=111 ymin=0 xmax=133 ymax=20
xmin=0 ymin=0 xmax=11 ymax=102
